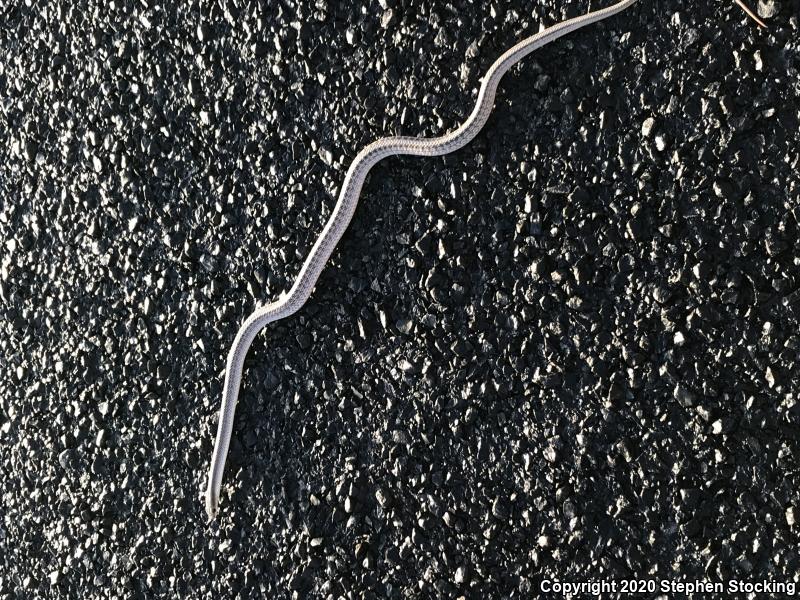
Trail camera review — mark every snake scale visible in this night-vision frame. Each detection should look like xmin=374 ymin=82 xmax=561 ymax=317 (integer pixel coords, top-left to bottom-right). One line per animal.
xmin=205 ymin=0 xmax=639 ymax=520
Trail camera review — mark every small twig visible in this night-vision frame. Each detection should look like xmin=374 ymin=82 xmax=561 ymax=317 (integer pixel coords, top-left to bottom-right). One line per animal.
xmin=734 ymin=0 xmax=768 ymax=28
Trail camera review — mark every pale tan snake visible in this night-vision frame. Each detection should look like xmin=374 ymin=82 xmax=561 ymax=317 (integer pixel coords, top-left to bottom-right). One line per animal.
xmin=205 ymin=0 xmax=639 ymax=520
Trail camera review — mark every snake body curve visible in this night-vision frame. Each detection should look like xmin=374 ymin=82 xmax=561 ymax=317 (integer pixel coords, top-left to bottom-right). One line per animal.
xmin=205 ymin=0 xmax=638 ymax=520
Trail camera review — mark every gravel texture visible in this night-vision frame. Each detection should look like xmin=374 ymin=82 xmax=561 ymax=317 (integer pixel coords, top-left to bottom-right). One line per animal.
xmin=1 ymin=0 xmax=799 ymax=598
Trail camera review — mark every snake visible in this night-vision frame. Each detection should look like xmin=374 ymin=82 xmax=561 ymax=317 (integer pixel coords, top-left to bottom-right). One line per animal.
xmin=205 ymin=0 xmax=639 ymax=520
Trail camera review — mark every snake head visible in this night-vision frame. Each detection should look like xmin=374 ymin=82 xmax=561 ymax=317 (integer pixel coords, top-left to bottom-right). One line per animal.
xmin=205 ymin=489 xmax=219 ymax=522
